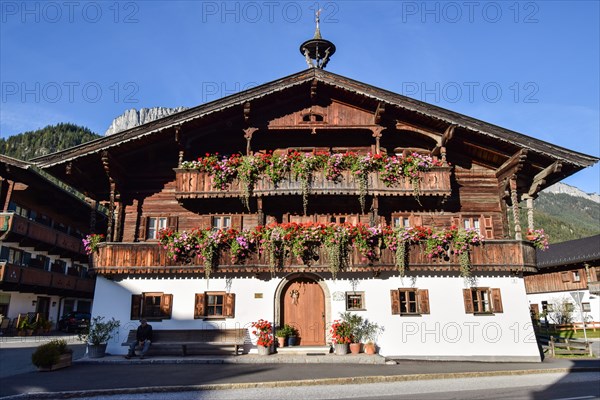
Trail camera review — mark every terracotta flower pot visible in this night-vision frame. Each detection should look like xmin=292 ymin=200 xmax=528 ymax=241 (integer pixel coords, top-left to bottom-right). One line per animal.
xmin=364 ymin=342 xmax=376 ymax=355
xmin=349 ymin=343 xmax=362 ymax=354
xmin=277 ymin=336 xmax=286 ymax=348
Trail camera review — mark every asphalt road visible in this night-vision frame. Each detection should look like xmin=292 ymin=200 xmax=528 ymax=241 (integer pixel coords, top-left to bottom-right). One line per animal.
xmin=71 ymin=371 xmax=600 ymax=400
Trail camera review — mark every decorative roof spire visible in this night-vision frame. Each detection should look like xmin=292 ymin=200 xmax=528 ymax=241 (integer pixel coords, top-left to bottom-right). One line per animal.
xmin=300 ymin=9 xmax=336 ymax=69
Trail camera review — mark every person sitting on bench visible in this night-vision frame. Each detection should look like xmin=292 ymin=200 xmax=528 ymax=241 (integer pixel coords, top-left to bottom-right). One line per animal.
xmin=125 ymin=319 xmax=152 ymax=359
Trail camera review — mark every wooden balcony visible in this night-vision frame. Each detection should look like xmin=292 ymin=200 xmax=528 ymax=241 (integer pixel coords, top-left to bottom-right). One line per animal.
xmin=174 ymin=168 xmax=452 ymax=199
xmin=91 ymin=240 xmax=537 ymax=276
xmin=0 ymin=213 xmax=86 ymax=260
xmin=0 ymin=262 xmax=95 ymax=296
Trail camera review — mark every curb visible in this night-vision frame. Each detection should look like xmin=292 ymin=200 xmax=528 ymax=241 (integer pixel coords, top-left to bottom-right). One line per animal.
xmin=3 ymin=366 xmax=599 ymax=400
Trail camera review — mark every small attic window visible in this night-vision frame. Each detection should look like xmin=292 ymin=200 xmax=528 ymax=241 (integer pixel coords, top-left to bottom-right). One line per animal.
xmin=301 ymin=113 xmax=325 ymax=123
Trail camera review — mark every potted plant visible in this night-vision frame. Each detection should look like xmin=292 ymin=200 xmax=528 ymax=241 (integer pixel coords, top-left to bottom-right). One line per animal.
xmin=330 ymin=319 xmax=352 ymax=355
xmin=275 ymin=327 xmax=287 ymax=348
xmin=284 ymin=324 xmax=299 ymax=346
xmin=31 ymin=339 xmax=73 ymax=371
xmin=78 ymin=316 xmax=120 ymax=358
xmin=526 ymin=228 xmax=549 ymax=250
xmin=251 ymin=319 xmax=273 ymax=355
xmin=362 ymin=320 xmax=384 ymax=355
xmin=340 ymin=312 xmax=365 ymax=354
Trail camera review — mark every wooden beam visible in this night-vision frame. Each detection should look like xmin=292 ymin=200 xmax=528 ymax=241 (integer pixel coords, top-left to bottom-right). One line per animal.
xmin=395 ymin=122 xmax=441 ymax=146
xmin=243 ymin=102 xmax=251 ymax=123
xmin=310 ymin=79 xmax=318 ymax=102
xmin=373 ymin=102 xmax=385 ymax=125
xmin=243 ymin=127 xmax=258 ymax=155
xmin=432 ymin=124 xmax=456 ymax=158
xmin=495 ymin=149 xmax=528 ymax=180
xmin=528 ymin=161 xmax=562 ymax=196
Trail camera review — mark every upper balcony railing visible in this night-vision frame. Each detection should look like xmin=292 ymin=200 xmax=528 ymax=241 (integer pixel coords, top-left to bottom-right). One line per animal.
xmin=91 ymin=240 xmax=536 ymax=276
xmin=0 ymin=262 xmax=95 ymax=295
xmin=0 ymin=213 xmax=86 ymax=259
xmin=174 ymin=168 xmax=452 ymax=199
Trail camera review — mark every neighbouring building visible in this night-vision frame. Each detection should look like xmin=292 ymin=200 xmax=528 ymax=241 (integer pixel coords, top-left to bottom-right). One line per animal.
xmin=0 ymin=154 xmax=104 ymax=330
xmin=525 ymin=235 xmax=600 ymax=325
xmin=31 ymin=25 xmax=598 ymax=361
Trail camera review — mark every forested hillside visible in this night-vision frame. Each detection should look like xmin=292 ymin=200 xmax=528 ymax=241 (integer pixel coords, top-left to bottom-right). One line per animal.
xmin=530 ymin=192 xmax=600 ymax=243
xmin=0 ymin=123 xmax=100 ymax=160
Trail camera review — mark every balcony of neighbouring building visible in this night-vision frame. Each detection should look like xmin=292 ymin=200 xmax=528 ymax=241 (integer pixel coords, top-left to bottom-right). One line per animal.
xmin=0 ymin=213 xmax=87 ymax=262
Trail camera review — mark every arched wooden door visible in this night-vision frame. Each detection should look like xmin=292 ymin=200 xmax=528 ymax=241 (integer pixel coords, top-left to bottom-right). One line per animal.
xmin=281 ymin=277 xmax=325 ymax=345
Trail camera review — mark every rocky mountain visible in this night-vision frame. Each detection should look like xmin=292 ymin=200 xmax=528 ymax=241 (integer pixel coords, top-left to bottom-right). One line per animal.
xmin=0 ymin=123 xmax=100 ymax=160
xmin=543 ymin=182 xmax=600 ymax=203
xmin=104 ymin=107 xmax=188 ymax=136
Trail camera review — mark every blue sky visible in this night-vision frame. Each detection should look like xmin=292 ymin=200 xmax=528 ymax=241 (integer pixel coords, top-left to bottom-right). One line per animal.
xmin=1 ymin=1 xmax=599 ymax=193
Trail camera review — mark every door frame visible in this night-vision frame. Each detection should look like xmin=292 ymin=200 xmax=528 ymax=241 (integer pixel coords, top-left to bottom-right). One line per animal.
xmin=274 ymin=273 xmax=331 ymax=343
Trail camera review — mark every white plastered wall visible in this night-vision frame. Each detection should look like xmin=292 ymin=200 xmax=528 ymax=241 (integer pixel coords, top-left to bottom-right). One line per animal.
xmin=94 ymin=273 xmax=541 ymax=362
xmin=527 ymin=291 xmax=600 ymax=323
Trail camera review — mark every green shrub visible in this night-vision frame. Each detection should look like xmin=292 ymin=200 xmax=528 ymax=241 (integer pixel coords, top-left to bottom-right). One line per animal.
xmin=31 ymin=340 xmax=70 ymax=368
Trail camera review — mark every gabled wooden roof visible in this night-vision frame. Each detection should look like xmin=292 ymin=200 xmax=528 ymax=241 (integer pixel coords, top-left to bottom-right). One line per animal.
xmin=30 ymin=69 xmax=598 ymax=199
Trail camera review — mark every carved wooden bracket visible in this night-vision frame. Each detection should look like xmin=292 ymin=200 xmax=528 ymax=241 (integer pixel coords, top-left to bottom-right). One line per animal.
xmin=395 ymin=121 xmax=442 ymax=146
xmin=244 ymin=102 xmax=251 ymax=123
xmin=310 ymin=79 xmax=318 ymax=102
xmin=374 ymin=102 xmax=385 ymax=125
xmin=495 ymin=149 xmax=528 ymax=181
xmin=432 ymin=124 xmax=456 ymax=162
xmin=528 ymin=161 xmax=562 ymax=196
xmin=243 ymin=127 xmax=259 ymax=155
xmin=371 ymin=126 xmax=384 ymax=154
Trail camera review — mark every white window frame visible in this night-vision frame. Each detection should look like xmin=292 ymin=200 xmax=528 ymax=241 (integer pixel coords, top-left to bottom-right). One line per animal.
xmin=147 ymin=217 xmax=167 ymax=240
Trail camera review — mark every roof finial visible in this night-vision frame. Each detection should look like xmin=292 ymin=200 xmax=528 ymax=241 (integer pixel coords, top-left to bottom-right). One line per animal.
xmin=299 ymin=10 xmax=336 ymax=69
xmin=314 ymin=9 xmax=322 ymax=39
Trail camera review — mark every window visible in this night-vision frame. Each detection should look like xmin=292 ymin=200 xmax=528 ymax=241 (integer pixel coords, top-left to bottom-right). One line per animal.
xmin=463 ymin=217 xmax=480 ymax=233
xmin=390 ymin=288 xmax=430 ymax=315
xmin=572 ymin=271 xmax=581 ymax=282
xmin=463 ymin=288 xmax=503 ymax=314
xmin=131 ymin=292 xmax=173 ymax=320
xmin=212 ymin=216 xmax=231 ymax=230
xmin=194 ymin=292 xmax=235 ymax=319
xmin=346 ymin=292 xmax=365 ymax=311
xmin=51 ymin=260 xmax=66 ymax=273
xmin=582 ymin=302 xmax=591 ymax=312
xmin=147 ymin=217 xmax=167 ymax=240
xmin=8 ymin=248 xmax=23 ymax=266
xmin=393 ymin=216 xmax=411 ymax=229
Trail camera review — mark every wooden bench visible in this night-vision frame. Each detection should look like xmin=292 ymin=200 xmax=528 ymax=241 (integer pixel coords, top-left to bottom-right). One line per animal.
xmin=549 ymin=336 xmax=594 ymax=357
xmin=121 ymin=329 xmax=247 ymax=356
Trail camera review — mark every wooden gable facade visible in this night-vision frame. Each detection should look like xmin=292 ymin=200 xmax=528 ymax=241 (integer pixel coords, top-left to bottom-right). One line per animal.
xmin=30 ymin=69 xmax=598 ymax=360
xmin=32 ymin=69 xmax=597 ymax=277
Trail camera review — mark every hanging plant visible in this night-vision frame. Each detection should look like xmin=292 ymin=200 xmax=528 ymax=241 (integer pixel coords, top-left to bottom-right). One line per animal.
xmin=237 ymin=154 xmax=266 ymax=211
xmin=323 ymin=224 xmax=352 ymax=279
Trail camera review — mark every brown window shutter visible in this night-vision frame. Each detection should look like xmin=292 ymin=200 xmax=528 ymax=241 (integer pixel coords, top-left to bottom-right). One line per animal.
xmin=417 ymin=289 xmax=430 ymax=314
xmin=390 ymin=290 xmax=400 ymax=315
xmin=131 ymin=294 xmax=142 ymax=319
xmin=463 ymin=289 xmax=474 ymax=313
xmin=451 ymin=216 xmax=460 ymax=228
xmin=561 ymin=272 xmax=570 ymax=282
xmin=167 ymin=216 xmax=178 ymax=231
xmin=138 ymin=217 xmax=148 ymax=241
xmin=491 ymin=288 xmax=503 ymax=313
xmin=482 ymin=215 xmax=494 ymax=239
xmin=413 ymin=215 xmax=423 ymax=227
xmin=194 ymin=293 xmax=206 ymax=319
xmin=202 ymin=215 xmax=212 ymax=229
xmin=232 ymin=215 xmax=242 ymax=229
xmin=224 ymin=293 xmax=236 ymax=318
xmin=160 ymin=294 xmax=173 ymax=319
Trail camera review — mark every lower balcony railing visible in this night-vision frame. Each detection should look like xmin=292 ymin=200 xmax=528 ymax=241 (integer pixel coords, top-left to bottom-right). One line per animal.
xmin=91 ymin=240 xmax=537 ymax=275
xmin=0 ymin=262 xmax=95 ymax=294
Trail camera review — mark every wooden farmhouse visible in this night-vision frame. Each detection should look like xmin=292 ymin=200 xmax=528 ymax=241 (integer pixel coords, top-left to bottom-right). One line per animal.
xmin=0 ymin=154 xmax=103 ymax=332
xmin=525 ymin=235 xmax=600 ymax=325
xmin=30 ymin=29 xmax=598 ymax=361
